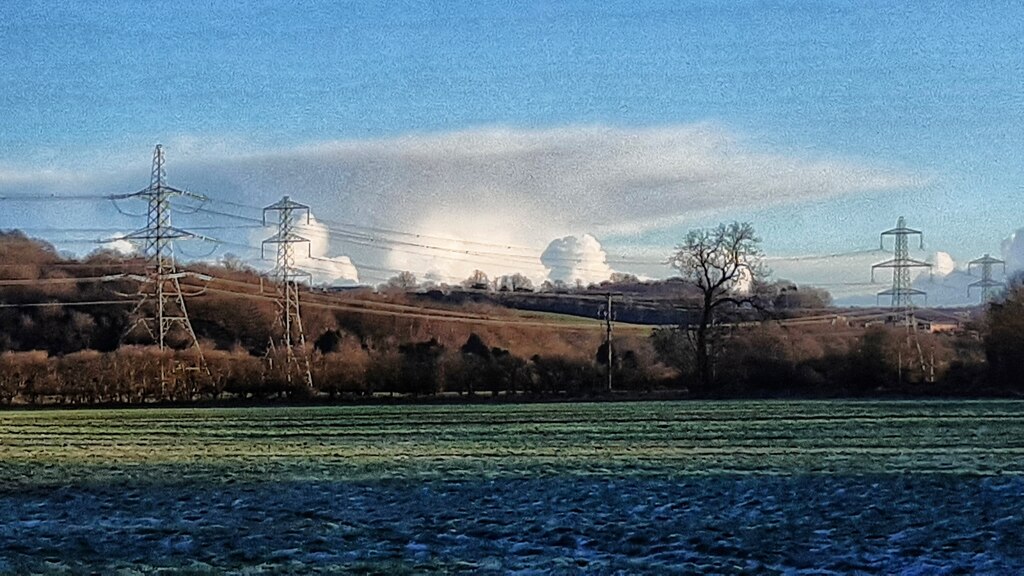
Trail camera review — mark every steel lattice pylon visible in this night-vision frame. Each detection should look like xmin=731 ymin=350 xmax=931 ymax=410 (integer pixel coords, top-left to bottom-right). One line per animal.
xmin=111 ymin=145 xmax=210 ymax=372
xmin=262 ymin=195 xmax=314 ymax=390
xmin=968 ymin=253 xmax=1006 ymax=303
xmin=872 ymin=216 xmax=932 ymax=325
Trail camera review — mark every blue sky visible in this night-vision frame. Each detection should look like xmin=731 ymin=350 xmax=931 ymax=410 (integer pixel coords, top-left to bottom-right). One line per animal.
xmin=1 ymin=1 xmax=1022 ymax=300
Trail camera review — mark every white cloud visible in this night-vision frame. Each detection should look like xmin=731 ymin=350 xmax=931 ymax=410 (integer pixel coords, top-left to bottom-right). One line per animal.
xmin=930 ymin=251 xmax=956 ymax=277
xmin=906 ymin=251 xmax=1006 ymax=307
xmin=103 ymin=237 xmax=139 ymax=257
xmin=908 ymin=252 xmax=967 ymax=307
xmin=541 ymin=234 xmax=613 ymax=285
xmin=381 ymin=213 xmax=548 ymax=285
xmin=1001 ymin=228 xmax=1024 ymax=274
xmin=1 ymin=125 xmax=925 ymax=284
xmin=166 ymin=124 xmax=922 ymax=238
xmin=296 ymin=215 xmax=359 ymax=286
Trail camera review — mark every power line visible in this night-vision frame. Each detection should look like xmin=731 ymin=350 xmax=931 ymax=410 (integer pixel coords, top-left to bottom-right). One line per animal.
xmin=765 ymin=248 xmax=884 ymax=262
xmin=0 ymin=275 xmax=129 ymax=286
xmin=0 ymin=194 xmax=110 ymax=202
xmin=0 ymin=299 xmax=134 ymax=309
xmin=201 ymin=197 xmax=665 ymax=266
xmin=189 ymin=203 xmax=622 ymax=279
xmin=201 ymin=284 xmax=628 ymax=331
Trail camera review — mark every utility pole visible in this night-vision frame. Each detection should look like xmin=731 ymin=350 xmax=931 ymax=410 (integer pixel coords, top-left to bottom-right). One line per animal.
xmin=968 ymin=253 xmax=1006 ymax=303
xmin=871 ymin=216 xmax=931 ymax=326
xmin=110 ymin=145 xmax=210 ymax=379
xmin=599 ymin=292 xmax=618 ymax=392
xmin=262 ymin=195 xmax=314 ymax=391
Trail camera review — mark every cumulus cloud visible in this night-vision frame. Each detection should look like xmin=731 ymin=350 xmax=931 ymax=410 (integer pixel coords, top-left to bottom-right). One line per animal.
xmin=909 ymin=252 xmax=968 ymax=307
xmin=381 ymin=214 xmax=548 ymax=286
xmin=103 ymin=237 xmax=139 ymax=257
xmin=1 ymin=124 xmax=925 ymax=284
xmin=930 ymin=251 xmax=956 ymax=277
xmin=1001 ymin=228 xmax=1024 ymax=273
xmin=297 ymin=215 xmax=359 ymax=286
xmin=541 ymin=234 xmax=613 ymax=285
xmin=904 ymin=251 xmax=1013 ymax=307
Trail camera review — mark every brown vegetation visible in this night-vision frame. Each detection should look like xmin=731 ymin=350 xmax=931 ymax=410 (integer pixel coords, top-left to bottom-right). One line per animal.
xmin=0 ymin=231 xmax=1018 ymax=406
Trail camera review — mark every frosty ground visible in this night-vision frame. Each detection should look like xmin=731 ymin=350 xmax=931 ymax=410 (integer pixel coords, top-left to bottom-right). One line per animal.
xmin=1 ymin=401 xmax=1022 ymax=574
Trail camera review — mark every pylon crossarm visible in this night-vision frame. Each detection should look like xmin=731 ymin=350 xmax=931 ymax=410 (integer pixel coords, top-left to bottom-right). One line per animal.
xmin=262 ymin=233 xmax=310 ymax=244
xmin=264 ymin=196 xmax=311 ymax=212
xmin=164 ymin=186 xmax=207 ymax=202
xmin=871 ymin=260 xmax=930 ymax=269
xmin=880 ymin=286 xmax=929 ymax=295
xmin=108 ymin=187 xmax=153 ymax=200
xmin=876 ymin=288 xmax=927 ymax=297
xmin=105 ymin=228 xmax=151 ymax=242
xmin=164 ymin=226 xmax=206 ymax=240
xmin=114 ymin=228 xmax=198 ymax=242
xmin=872 ymin=259 xmax=901 ymax=268
xmin=281 ymin=271 xmax=312 ymax=283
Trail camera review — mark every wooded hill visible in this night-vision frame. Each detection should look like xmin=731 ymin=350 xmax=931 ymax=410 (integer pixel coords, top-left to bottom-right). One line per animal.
xmin=0 ymin=231 xmax=1020 ymax=405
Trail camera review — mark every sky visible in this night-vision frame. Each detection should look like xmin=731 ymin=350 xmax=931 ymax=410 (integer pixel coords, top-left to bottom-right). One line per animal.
xmin=1 ymin=1 xmax=1022 ymax=303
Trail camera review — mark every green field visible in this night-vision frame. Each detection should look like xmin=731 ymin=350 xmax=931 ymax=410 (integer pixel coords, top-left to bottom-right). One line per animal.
xmin=2 ymin=400 xmax=1023 ymax=486
xmin=2 ymin=401 xmax=1023 ymax=573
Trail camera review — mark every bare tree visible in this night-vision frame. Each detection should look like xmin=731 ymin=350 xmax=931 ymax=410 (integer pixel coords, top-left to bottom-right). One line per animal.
xmin=608 ymin=272 xmax=640 ymax=284
xmin=668 ymin=221 xmax=765 ymax=392
xmin=383 ymin=271 xmax=418 ymax=291
xmin=498 ymin=273 xmax=534 ymax=292
xmin=462 ymin=270 xmax=490 ymax=291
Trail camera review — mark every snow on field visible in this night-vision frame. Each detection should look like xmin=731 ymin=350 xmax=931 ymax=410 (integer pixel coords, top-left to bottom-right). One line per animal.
xmin=2 ymin=401 xmax=1023 ymax=573
xmin=1 ymin=475 xmax=1022 ymax=574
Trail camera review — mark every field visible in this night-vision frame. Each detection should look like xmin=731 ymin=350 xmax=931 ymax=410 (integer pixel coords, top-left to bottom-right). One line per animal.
xmin=1 ymin=401 xmax=1023 ymax=574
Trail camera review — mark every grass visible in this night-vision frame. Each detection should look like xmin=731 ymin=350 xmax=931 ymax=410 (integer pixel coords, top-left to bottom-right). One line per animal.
xmin=511 ymin=308 xmax=655 ymax=331
xmin=2 ymin=400 xmax=1023 ymax=487
xmin=2 ymin=401 xmax=1023 ymax=573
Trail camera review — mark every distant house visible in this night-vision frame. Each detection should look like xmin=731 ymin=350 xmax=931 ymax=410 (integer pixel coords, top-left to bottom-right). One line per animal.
xmin=913 ymin=309 xmax=966 ymax=333
xmin=875 ymin=309 xmax=965 ymax=333
xmin=917 ymin=318 xmax=960 ymax=333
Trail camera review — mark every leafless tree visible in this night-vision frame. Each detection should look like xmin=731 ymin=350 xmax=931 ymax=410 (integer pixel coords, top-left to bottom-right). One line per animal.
xmin=668 ymin=221 xmax=765 ymax=392
xmin=462 ymin=270 xmax=490 ymax=291
xmin=384 ymin=271 xmax=418 ymax=291
xmin=498 ymin=273 xmax=534 ymax=292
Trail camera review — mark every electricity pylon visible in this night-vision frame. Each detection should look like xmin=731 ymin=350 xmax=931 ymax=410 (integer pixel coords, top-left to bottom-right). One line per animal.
xmin=110 ymin=145 xmax=210 ymax=374
xmin=871 ymin=216 xmax=931 ymax=325
xmin=262 ymin=195 xmax=314 ymax=390
xmin=968 ymin=253 xmax=1006 ymax=303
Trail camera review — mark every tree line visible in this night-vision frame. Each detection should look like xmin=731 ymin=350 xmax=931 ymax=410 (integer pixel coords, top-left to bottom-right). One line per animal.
xmin=0 ymin=227 xmax=1022 ymax=406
